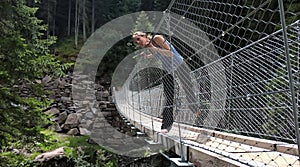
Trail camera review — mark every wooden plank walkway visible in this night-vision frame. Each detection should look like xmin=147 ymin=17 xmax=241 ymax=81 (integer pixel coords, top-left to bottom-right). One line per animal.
xmin=118 ymin=105 xmax=300 ymax=167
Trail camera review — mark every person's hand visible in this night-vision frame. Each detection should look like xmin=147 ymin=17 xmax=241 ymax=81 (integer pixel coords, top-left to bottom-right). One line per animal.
xmin=133 ymin=51 xmax=147 ymax=58
xmin=140 ymin=51 xmax=153 ymax=58
xmin=143 ymin=53 xmax=152 ymax=58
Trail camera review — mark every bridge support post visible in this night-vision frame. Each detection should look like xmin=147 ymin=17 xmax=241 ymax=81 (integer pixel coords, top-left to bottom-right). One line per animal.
xmin=170 ymin=158 xmax=194 ymax=167
xmin=278 ymin=0 xmax=300 ymax=158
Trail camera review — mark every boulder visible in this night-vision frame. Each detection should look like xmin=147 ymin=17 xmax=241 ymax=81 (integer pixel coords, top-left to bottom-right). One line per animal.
xmin=62 ymin=113 xmax=79 ymax=130
xmin=45 ymin=108 xmax=60 ymax=116
xmin=34 ymin=147 xmax=65 ymax=162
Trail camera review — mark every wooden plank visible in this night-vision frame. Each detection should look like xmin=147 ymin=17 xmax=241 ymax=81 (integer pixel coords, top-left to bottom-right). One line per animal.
xmin=121 ymin=109 xmax=300 ymax=166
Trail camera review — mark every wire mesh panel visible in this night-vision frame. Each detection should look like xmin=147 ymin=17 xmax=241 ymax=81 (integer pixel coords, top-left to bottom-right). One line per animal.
xmin=113 ymin=0 xmax=300 ymax=166
xmin=159 ymin=0 xmax=300 ymax=136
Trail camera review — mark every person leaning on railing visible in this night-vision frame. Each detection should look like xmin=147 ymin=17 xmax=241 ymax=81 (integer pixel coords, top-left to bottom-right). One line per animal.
xmin=132 ymin=31 xmax=200 ymax=133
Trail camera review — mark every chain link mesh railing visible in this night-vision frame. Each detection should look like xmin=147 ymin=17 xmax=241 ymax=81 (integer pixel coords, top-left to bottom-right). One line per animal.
xmin=113 ymin=0 xmax=300 ymax=166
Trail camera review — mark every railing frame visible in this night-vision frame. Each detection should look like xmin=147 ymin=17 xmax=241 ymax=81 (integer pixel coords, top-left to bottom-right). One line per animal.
xmin=278 ymin=0 xmax=300 ymax=158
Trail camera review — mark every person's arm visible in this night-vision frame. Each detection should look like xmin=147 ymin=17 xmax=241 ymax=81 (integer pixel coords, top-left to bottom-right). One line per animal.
xmin=152 ymin=35 xmax=173 ymax=57
xmin=153 ymin=35 xmax=170 ymax=50
xmin=133 ymin=51 xmax=152 ymax=59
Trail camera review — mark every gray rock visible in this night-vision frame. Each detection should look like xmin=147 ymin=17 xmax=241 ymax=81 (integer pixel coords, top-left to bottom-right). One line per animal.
xmin=85 ymin=112 xmax=94 ymax=120
xmin=45 ymin=108 xmax=60 ymax=116
xmin=49 ymin=122 xmax=62 ymax=132
xmin=34 ymin=147 xmax=65 ymax=162
xmin=63 ymin=113 xmax=79 ymax=130
xmin=61 ymin=96 xmax=71 ymax=103
xmin=56 ymin=112 xmax=68 ymax=124
xmin=67 ymin=128 xmax=79 ymax=135
xmin=79 ymin=128 xmax=91 ymax=136
xmin=42 ymin=75 xmax=52 ymax=85
xmin=100 ymin=90 xmax=110 ymax=98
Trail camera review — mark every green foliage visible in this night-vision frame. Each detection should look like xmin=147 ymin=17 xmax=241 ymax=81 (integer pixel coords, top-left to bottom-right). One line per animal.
xmin=54 ymin=36 xmax=84 ymax=63
xmin=286 ymin=0 xmax=300 ymax=24
xmin=1 ymin=130 xmax=119 ymax=166
xmin=153 ymin=0 xmax=172 ymax=11
xmin=56 ymin=134 xmax=118 ymax=167
xmin=97 ymin=38 xmax=136 ymax=80
xmin=132 ymin=11 xmax=155 ymax=34
xmin=262 ymin=49 xmax=299 ymax=140
xmin=0 ymin=152 xmax=35 ymax=167
xmin=0 ymin=0 xmax=69 ymax=149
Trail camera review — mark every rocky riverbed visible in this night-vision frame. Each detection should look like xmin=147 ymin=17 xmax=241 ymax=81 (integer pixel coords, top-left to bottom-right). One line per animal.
xmin=34 ymin=72 xmax=171 ymax=166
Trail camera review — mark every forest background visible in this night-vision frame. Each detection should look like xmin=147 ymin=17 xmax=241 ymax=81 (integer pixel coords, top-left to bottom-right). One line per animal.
xmin=0 ymin=0 xmax=299 ymax=166
xmin=0 ymin=0 xmax=170 ymax=166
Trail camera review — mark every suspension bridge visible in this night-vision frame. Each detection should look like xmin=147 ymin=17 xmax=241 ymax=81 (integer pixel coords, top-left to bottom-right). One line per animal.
xmin=72 ymin=0 xmax=300 ymax=166
xmin=109 ymin=0 xmax=300 ymax=166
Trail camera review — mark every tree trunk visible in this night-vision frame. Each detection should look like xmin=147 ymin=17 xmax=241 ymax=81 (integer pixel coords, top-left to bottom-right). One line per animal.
xmin=82 ymin=0 xmax=87 ymax=41
xmin=74 ymin=0 xmax=79 ymax=48
xmin=53 ymin=0 xmax=56 ymax=36
xmin=67 ymin=0 xmax=72 ymax=36
xmin=47 ymin=0 xmax=50 ymax=37
xmin=91 ymin=0 xmax=95 ymax=33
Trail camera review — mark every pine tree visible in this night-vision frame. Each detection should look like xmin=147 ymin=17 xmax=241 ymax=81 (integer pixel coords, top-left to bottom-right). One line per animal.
xmin=0 ymin=0 xmax=69 ymax=148
xmin=132 ymin=11 xmax=154 ymax=34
